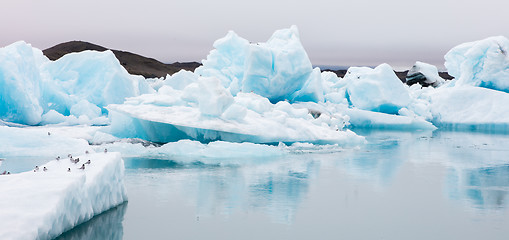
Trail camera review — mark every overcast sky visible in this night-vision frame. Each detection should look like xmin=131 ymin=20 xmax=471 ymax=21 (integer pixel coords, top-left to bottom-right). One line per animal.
xmin=1 ymin=0 xmax=508 ymax=70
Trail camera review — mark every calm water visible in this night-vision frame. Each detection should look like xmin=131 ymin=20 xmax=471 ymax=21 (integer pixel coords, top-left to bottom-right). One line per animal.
xmin=7 ymin=130 xmax=509 ymax=239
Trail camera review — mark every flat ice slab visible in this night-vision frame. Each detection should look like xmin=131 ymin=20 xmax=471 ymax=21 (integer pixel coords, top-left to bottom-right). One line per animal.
xmin=108 ymin=103 xmax=364 ymax=145
xmin=0 ymin=152 xmax=127 ymax=240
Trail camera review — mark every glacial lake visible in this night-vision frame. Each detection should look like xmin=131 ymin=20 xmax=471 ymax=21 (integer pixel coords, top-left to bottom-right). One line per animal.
xmin=9 ymin=130 xmax=509 ymax=239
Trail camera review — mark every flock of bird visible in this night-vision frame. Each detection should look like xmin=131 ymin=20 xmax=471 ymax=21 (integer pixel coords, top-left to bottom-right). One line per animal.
xmin=0 ymin=149 xmax=108 ymax=175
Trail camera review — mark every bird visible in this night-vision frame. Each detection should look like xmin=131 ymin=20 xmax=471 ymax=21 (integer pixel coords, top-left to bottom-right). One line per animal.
xmin=56 ymin=156 xmax=60 ymax=161
xmin=34 ymin=166 xmax=39 ymax=172
xmin=68 ymin=154 xmax=72 ymax=158
xmin=74 ymin=158 xmax=80 ymax=164
xmin=67 ymin=168 xmax=71 ymax=172
xmin=79 ymin=164 xmax=85 ymax=170
xmin=47 ymin=132 xmax=51 ymax=136
xmin=104 ymin=148 xmax=108 ymax=153
xmin=43 ymin=167 xmax=47 ymax=172
xmin=1 ymin=171 xmax=6 ymax=175
xmin=70 ymin=157 xmax=74 ymax=163
xmin=85 ymin=160 xmax=91 ymax=165
xmin=85 ymin=150 xmax=89 ymax=154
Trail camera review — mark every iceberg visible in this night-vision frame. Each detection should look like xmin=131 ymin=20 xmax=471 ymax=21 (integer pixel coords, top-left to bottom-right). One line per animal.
xmin=0 ymin=152 xmax=127 ymax=240
xmin=0 ymin=41 xmax=46 ymax=125
xmin=195 ymin=25 xmax=323 ymax=103
xmin=445 ymin=36 xmax=509 ymax=92
xmin=107 ymin=89 xmax=364 ymax=145
xmin=0 ymin=41 xmax=152 ymax=125
xmin=342 ymin=64 xmax=411 ymax=114
xmin=106 ymin=26 xmax=364 ymax=146
xmin=0 ymin=125 xmax=93 ymax=158
xmin=406 ymin=61 xmax=445 ymax=87
xmin=428 ymin=85 xmax=509 ymax=132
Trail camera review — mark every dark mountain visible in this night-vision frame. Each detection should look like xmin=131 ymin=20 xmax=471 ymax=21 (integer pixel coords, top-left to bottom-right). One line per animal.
xmin=43 ymin=41 xmax=201 ymax=78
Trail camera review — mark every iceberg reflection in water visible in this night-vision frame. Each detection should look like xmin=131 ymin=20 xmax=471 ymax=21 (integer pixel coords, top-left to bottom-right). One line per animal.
xmin=54 ymin=203 xmax=127 ymax=240
xmin=447 ymin=165 xmax=509 ymax=210
xmin=31 ymin=130 xmax=509 ymax=239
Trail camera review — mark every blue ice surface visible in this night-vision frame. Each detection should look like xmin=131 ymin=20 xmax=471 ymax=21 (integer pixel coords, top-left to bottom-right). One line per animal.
xmin=0 ymin=41 xmax=152 ymax=125
xmin=445 ymin=36 xmax=509 ymax=92
xmin=196 ymin=25 xmax=323 ymax=103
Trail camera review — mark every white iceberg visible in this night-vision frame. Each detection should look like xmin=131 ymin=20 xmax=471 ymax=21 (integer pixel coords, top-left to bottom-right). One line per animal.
xmin=0 ymin=41 xmax=152 ymax=126
xmin=0 ymin=41 xmax=46 ymax=125
xmin=107 ymin=88 xmax=364 ymax=145
xmin=445 ymin=36 xmax=509 ymax=92
xmin=195 ymin=25 xmax=323 ymax=103
xmin=428 ymin=85 xmax=509 ymax=132
xmin=342 ymin=63 xmax=411 ymax=114
xmin=0 ymin=152 xmax=127 ymax=240
xmin=0 ymin=125 xmax=93 ymax=158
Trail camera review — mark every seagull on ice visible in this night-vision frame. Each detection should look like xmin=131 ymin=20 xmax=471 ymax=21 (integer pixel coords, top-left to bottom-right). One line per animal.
xmin=56 ymin=156 xmax=60 ymax=160
xmin=43 ymin=167 xmax=47 ymax=172
xmin=74 ymin=158 xmax=80 ymax=164
xmin=85 ymin=150 xmax=89 ymax=154
xmin=85 ymin=160 xmax=91 ymax=165
xmin=67 ymin=168 xmax=71 ymax=172
xmin=34 ymin=166 xmax=39 ymax=172
xmin=68 ymin=154 xmax=72 ymax=158
xmin=104 ymin=148 xmax=108 ymax=153
xmin=79 ymin=164 xmax=85 ymax=170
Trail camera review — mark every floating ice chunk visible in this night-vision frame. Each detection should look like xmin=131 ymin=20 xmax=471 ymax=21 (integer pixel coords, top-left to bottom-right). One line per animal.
xmin=0 ymin=126 xmax=93 ymax=157
xmin=290 ymin=67 xmax=324 ymax=102
xmin=0 ymin=41 xmax=154 ymax=125
xmin=99 ymin=140 xmax=286 ymax=163
xmin=406 ymin=61 xmax=445 ymax=87
xmin=234 ymin=92 xmax=273 ymax=114
xmin=107 ymin=92 xmax=365 ymax=145
xmin=41 ymin=109 xmax=109 ymax=126
xmin=0 ymin=152 xmax=127 ymax=240
xmin=0 ymin=41 xmax=46 ymax=125
xmin=44 ymin=50 xmax=153 ymax=112
xmin=195 ymin=30 xmax=249 ymax=92
xmin=41 ymin=110 xmax=78 ymax=125
xmin=445 ymin=36 xmax=509 ymax=92
xmin=163 ymin=70 xmax=198 ymax=90
xmin=197 ymin=77 xmax=234 ymax=117
xmin=196 ymin=26 xmax=322 ymax=103
xmin=428 ymin=85 xmax=509 ymax=132
xmin=321 ymin=71 xmax=341 ymax=94
xmin=343 ymin=64 xmax=411 ymax=114
xmin=70 ymin=99 xmax=102 ymax=119
xmin=344 ymin=107 xmax=436 ymax=130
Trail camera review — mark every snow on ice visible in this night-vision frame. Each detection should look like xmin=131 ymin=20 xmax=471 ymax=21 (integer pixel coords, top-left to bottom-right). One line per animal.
xmin=406 ymin=61 xmax=445 ymax=87
xmin=0 ymin=152 xmax=127 ymax=240
xmin=445 ymin=36 xmax=509 ymax=92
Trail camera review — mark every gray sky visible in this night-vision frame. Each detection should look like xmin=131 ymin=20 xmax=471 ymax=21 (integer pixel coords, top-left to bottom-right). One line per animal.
xmin=1 ymin=0 xmax=508 ymax=70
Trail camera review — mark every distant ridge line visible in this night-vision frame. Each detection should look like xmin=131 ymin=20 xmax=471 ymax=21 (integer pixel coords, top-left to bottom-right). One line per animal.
xmin=43 ymin=41 xmax=201 ymax=78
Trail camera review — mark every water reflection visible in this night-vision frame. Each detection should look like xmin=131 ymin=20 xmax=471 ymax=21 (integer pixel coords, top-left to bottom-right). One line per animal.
xmin=125 ymin=156 xmax=318 ymax=224
xmin=336 ymin=130 xmax=431 ymax=187
xmin=447 ymin=165 xmax=509 ymax=210
xmin=124 ymin=130 xmax=509 ymax=227
xmin=354 ymin=130 xmax=509 ymax=211
xmin=54 ymin=202 xmax=127 ymax=240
